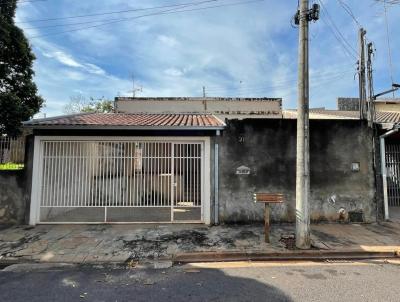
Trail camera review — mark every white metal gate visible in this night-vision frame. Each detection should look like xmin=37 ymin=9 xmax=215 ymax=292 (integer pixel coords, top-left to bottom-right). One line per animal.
xmin=35 ymin=139 xmax=204 ymax=223
xmin=385 ymin=143 xmax=400 ymax=207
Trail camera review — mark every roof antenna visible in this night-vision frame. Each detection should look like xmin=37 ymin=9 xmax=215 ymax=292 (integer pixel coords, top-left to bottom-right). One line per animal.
xmin=129 ymin=73 xmax=143 ymax=98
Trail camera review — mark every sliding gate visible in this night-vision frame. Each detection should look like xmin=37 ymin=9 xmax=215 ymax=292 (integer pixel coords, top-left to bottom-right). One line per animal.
xmin=34 ymin=139 xmax=204 ymax=223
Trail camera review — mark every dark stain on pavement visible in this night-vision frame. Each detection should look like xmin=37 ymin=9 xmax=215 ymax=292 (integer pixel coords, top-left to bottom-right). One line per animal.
xmin=122 ymin=230 xmax=235 ymax=260
xmin=325 ymin=269 xmax=338 ymax=276
xmin=301 ymin=273 xmax=327 ymax=280
xmin=312 ymin=230 xmax=356 ymax=245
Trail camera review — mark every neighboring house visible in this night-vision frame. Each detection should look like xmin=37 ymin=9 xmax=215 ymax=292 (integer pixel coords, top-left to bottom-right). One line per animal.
xmin=337 ymin=97 xmax=400 ymax=113
xmin=114 ymin=97 xmax=282 ymax=120
xmin=284 ymin=99 xmax=400 ymax=220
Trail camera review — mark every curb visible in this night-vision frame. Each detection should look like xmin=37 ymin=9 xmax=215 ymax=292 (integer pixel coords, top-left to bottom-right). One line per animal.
xmin=173 ymin=249 xmax=400 ymax=263
xmin=1 ymin=250 xmax=399 ymax=268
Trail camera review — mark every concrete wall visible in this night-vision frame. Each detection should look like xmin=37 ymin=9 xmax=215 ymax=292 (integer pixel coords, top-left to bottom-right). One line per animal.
xmin=115 ymin=97 xmax=282 ymax=119
xmin=0 ymin=171 xmax=28 ymax=224
xmin=0 ymin=136 xmax=34 ymax=225
xmin=337 ymin=98 xmax=359 ymax=111
xmin=217 ymin=119 xmax=376 ymax=224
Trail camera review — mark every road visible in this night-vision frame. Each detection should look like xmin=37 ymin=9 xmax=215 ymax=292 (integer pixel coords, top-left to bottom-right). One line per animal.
xmin=0 ymin=259 xmax=399 ymax=301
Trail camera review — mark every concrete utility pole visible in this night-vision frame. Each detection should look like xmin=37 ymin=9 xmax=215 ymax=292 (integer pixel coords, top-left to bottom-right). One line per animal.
xmin=366 ymin=42 xmax=375 ymax=127
xmin=295 ymin=0 xmax=319 ymax=249
xmin=358 ymin=28 xmax=367 ymax=120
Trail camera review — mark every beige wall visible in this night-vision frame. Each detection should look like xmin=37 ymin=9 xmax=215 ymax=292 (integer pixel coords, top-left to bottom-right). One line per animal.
xmin=375 ymin=102 xmax=400 ymax=112
xmin=115 ymin=98 xmax=282 ymax=119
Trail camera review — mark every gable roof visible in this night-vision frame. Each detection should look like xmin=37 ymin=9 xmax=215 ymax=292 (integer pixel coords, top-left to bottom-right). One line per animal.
xmin=23 ymin=113 xmax=226 ymax=130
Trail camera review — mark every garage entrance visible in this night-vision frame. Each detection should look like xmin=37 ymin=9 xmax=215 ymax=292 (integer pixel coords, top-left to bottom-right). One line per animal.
xmin=30 ymin=137 xmax=209 ymax=224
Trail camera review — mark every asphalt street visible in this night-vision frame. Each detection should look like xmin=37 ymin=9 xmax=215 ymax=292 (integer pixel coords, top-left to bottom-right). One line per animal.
xmin=0 ymin=259 xmax=399 ymax=302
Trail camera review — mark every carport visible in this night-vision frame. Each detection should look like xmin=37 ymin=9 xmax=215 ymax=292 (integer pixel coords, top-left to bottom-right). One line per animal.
xmin=24 ymin=113 xmax=225 ymax=225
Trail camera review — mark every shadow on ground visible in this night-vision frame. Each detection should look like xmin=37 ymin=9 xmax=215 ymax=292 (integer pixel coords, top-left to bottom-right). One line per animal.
xmin=0 ymin=265 xmax=293 ymax=302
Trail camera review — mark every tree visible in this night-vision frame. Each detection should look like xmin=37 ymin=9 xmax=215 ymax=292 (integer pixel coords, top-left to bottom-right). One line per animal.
xmin=63 ymin=95 xmax=114 ymax=114
xmin=0 ymin=0 xmax=44 ymax=137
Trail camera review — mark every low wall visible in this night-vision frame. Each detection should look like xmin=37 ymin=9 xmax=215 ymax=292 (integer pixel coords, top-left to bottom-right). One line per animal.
xmin=218 ymin=119 xmax=376 ymax=224
xmin=0 ymin=170 xmax=28 ymax=224
xmin=0 ymin=135 xmax=33 ymax=225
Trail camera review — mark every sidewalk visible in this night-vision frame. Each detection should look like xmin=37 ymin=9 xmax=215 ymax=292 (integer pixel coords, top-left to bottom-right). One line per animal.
xmin=0 ymin=221 xmax=399 ymax=265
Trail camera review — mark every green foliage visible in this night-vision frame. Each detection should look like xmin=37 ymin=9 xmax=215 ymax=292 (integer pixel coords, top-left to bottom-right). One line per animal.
xmin=0 ymin=0 xmax=44 ymax=136
xmin=0 ymin=163 xmax=24 ymax=170
xmin=64 ymin=95 xmax=114 ymax=114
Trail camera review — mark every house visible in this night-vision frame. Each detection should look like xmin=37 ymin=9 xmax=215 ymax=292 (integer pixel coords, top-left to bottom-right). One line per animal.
xmin=284 ymin=102 xmax=400 ymax=220
xmin=23 ymin=113 xmax=225 ymax=225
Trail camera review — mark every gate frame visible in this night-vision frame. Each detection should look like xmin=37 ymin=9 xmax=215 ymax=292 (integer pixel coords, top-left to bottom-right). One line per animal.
xmin=29 ymin=136 xmax=211 ymax=225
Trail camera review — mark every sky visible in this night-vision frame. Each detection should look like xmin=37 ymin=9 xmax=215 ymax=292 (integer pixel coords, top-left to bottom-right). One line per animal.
xmin=15 ymin=0 xmax=400 ymax=116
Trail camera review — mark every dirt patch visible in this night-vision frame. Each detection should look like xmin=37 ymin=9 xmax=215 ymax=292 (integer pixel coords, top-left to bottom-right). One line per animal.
xmin=234 ymin=230 xmax=259 ymax=240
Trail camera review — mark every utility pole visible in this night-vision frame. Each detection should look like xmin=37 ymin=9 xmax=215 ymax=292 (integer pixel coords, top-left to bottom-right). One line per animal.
xmin=358 ymin=28 xmax=367 ymax=120
xmin=294 ymin=0 xmax=319 ymax=249
xmin=202 ymin=86 xmax=206 ymax=98
xmin=367 ymin=42 xmax=375 ymax=127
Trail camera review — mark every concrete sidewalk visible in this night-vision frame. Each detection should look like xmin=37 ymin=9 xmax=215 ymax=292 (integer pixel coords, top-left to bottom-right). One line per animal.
xmin=0 ymin=221 xmax=399 ymax=265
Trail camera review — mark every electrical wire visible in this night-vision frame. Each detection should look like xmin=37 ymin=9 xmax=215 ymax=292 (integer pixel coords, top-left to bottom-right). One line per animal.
xmin=382 ymin=0 xmax=396 ymax=97
xmin=317 ymin=0 xmax=358 ymax=60
xmin=206 ymin=70 xmax=355 ymax=96
xmin=5 ymin=0 xmax=47 ymax=3
xmin=22 ymin=0 xmax=220 ymax=30
xmin=27 ymin=0 xmax=264 ymax=39
xmin=17 ymin=0 xmax=219 ymax=23
xmin=336 ymin=0 xmax=362 ymax=28
xmin=205 ymin=66 xmax=356 ymax=92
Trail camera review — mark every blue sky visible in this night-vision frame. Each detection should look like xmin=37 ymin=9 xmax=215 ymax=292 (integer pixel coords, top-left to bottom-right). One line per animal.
xmin=15 ymin=0 xmax=400 ymax=116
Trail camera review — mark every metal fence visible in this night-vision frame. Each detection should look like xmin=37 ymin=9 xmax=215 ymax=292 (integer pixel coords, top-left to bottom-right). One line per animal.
xmin=0 ymin=136 xmax=25 ymax=170
xmin=385 ymin=143 xmax=400 ymax=207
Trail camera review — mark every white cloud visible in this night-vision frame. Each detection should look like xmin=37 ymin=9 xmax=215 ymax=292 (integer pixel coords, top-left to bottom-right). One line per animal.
xmin=157 ymin=35 xmax=178 ymax=47
xmin=164 ymin=68 xmax=184 ymax=77
xmin=52 ymin=51 xmax=83 ymax=68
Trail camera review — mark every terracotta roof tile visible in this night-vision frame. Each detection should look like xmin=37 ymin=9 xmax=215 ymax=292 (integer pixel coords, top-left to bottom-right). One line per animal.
xmin=24 ymin=113 xmax=226 ymax=129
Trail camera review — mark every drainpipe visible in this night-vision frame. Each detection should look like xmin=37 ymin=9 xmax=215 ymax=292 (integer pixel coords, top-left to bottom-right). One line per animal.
xmin=214 ymin=143 xmax=219 ymax=225
xmin=380 ymin=128 xmax=399 ymax=220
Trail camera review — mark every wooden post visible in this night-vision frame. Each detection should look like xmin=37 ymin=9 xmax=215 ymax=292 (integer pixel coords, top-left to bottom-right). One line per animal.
xmin=264 ymin=203 xmax=270 ymax=243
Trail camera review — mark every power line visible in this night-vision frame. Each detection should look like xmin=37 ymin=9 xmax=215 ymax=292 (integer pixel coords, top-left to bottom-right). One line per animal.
xmin=206 ymin=70 xmax=355 ymax=95
xmin=204 ymin=63 xmax=354 ymax=89
xmin=382 ymin=0 xmax=396 ymax=97
xmin=208 ymin=71 xmax=351 ymax=98
xmin=1 ymin=0 xmax=47 ymax=3
xmin=17 ymin=0 xmax=218 ymax=23
xmin=336 ymin=0 xmax=362 ymax=28
xmin=28 ymin=0 xmax=264 ymax=39
xmin=317 ymin=0 xmax=358 ymax=60
xmin=374 ymin=0 xmax=400 ymax=4
xmin=23 ymin=0 xmax=225 ymax=30
xmin=206 ymin=68 xmax=355 ymax=93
